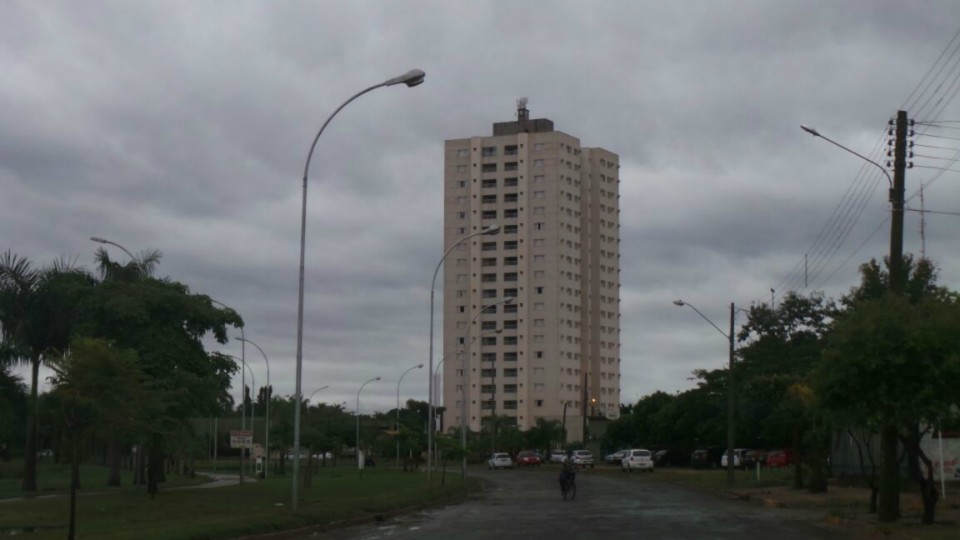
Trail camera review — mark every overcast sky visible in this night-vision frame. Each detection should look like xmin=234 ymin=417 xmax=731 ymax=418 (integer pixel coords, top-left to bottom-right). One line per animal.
xmin=3 ymin=1 xmax=960 ymax=415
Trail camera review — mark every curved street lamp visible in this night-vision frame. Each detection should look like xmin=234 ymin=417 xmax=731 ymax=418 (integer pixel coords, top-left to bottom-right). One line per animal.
xmin=396 ymin=364 xmax=423 ymax=466
xmin=307 ymin=385 xmax=329 ymax=403
xmin=292 ymin=68 xmax=425 ymax=512
xmin=426 ymin=224 xmax=500 ymax=485
xmin=89 ymin=236 xmax=136 ymax=260
xmin=461 ymin=297 xmax=514 ymax=476
xmin=355 ymin=376 xmax=381 ymax=469
xmin=236 ymin=337 xmax=271 ymax=479
xmin=674 ymin=299 xmax=736 ymax=488
xmin=431 ymin=329 xmax=501 ymax=457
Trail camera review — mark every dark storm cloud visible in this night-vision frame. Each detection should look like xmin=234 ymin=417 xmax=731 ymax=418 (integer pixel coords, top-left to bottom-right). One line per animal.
xmin=3 ymin=0 xmax=959 ymax=412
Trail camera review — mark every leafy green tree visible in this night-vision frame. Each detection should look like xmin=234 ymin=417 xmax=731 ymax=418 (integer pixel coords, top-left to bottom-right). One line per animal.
xmin=77 ymin=252 xmax=241 ymax=497
xmin=49 ymin=337 xmax=154 ymax=540
xmin=0 ymin=366 xmax=26 ymax=459
xmin=817 ymin=257 xmax=960 ymax=524
xmin=524 ymin=418 xmax=563 ymax=453
xmin=0 ymin=251 xmax=93 ymax=491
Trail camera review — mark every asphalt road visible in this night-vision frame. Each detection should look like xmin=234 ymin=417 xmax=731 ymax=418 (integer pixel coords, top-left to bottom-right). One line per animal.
xmin=302 ymin=467 xmax=856 ymax=540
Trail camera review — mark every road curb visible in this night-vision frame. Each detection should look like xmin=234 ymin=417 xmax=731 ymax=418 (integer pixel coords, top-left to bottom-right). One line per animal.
xmin=233 ymin=481 xmax=481 ymax=540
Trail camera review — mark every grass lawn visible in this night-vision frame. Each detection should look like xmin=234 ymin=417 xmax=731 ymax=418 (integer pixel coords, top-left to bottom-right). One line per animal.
xmin=0 ymin=459 xmax=208 ymax=500
xmin=0 ymin=466 xmax=476 ymax=540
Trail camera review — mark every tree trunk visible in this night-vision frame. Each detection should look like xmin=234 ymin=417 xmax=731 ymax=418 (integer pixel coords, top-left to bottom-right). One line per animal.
xmin=904 ymin=431 xmax=939 ymax=525
xmin=878 ymin=423 xmax=900 ymax=522
xmin=68 ymin=438 xmax=79 ymax=540
xmin=105 ymin=438 xmax=121 ymax=486
xmin=792 ymin=424 xmax=804 ymax=490
xmin=21 ymin=357 xmax=40 ymax=492
xmin=147 ymin=437 xmax=161 ymax=499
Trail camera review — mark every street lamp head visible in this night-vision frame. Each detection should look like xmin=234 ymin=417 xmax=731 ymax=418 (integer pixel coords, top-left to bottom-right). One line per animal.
xmin=481 ymin=224 xmax=501 ymax=235
xmin=673 ymin=300 xmax=685 ymax=307
xmin=385 ymin=69 xmax=426 ymax=87
xmin=416 ymin=364 xmax=424 ymax=369
xmin=375 ymin=376 xmax=381 ymax=381
xmin=800 ymin=125 xmax=820 ymax=137
xmin=503 ymin=297 xmax=515 ymax=305
xmin=89 ymin=236 xmax=108 ymax=244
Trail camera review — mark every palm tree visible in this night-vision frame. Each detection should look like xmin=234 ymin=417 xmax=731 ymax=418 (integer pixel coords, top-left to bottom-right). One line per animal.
xmin=0 ymin=251 xmax=92 ymax=491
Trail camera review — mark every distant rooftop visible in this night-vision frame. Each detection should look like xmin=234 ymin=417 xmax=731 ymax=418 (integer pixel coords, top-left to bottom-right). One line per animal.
xmin=492 ymin=98 xmax=554 ymax=136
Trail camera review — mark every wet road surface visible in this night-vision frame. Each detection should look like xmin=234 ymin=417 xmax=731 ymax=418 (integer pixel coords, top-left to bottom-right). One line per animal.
xmin=300 ymin=467 xmax=855 ymax=540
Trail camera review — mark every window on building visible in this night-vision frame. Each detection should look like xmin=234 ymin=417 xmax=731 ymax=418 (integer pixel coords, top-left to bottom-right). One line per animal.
xmin=533 ymin=159 xmax=544 ymax=168
xmin=504 ymin=384 xmax=518 ymax=393
xmin=481 ymin=321 xmax=496 ymax=330
xmin=535 ymin=351 xmax=543 ymax=359
xmin=504 ymin=145 xmax=518 ymax=155
xmin=504 ymin=352 xmax=518 ymax=362
xmin=504 ymin=304 xmax=517 ymax=313
xmin=481 ymin=178 xmax=497 ymax=189
xmin=504 ymin=209 xmax=518 ymax=218
xmin=534 ymin=255 xmax=545 ymax=263
xmin=504 ymin=320 xmax=518 ymax=329
xmin=534 ymin=302 xmax=544 ymax=310
xmin=482 ymin=257 xmax=496 ymax=267
xmin=456 ymin=274 xmax=467 ymax=282
xmin=504 ymin=161 xmax=518 ymax=171
xmin=482 ymin=146 xmax=497 ymax=157
xmin=481 ymin=242 xmax=497 ymax=251
xmin=504 ymin=369 xmax=518 ymax=378
xmin=533 ymin=191 xmax=545 ymax=199
xmin=482 ymin=194 xmax=497 ymax=204
xmin=535 ymin=222 xmax=544 ymax=230
xmin=504 ymin=288 xmax=518 ymax=297
xmin=535 ymin=399 xmax=544 ymax=407
xmin=503 ymin=256 xmax=518 ymax=266
xmin=482 ymin=289 xmax=497 ymax=299
xmin=503 ymin=193 xmax=518 ymax=203
xmin=504 ymin=224 xmax=518 ymax=234
xmin=503 ymin=336 xmax=518 ymax=345
xmin=481 ymin=163 xmax=497 ymax=173
xmin=504 ymin=272 xmax=518 ymax=282
xmin=482 ymin=210 xmax=496 ymax=220
xmin=481 ymin=337 xmax=497 ymax=346
xmin=504 ymin=177 xmax=518 ymax=187
xmin=456 ymin=149 xmax=469 ymax=157
xmin=533 ymin=143 xmax=547 ymax=151
xmin=504 ymin=241 xmax=518 ymax=250
xmin=481 ymin=273 xmax=497 ymax=283
xmin=481 ymin=352 xmax=496 ymax=362
xmin=534 ymin=270 xmax=545 ymax=278
xmin=481 ymin=384 xmax=495 ymax=393
xmin=534 ymin=319 xmax=544 ymax=327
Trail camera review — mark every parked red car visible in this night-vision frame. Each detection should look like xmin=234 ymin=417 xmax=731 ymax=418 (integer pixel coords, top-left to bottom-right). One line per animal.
xmin=516 ymin=450 xmax=542 ymax=467
xmin=765 ymin=449 xmax=793 ymax=468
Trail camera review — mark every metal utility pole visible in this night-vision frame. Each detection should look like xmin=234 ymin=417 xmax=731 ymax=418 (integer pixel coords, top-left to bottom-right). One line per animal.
xmin=726 ymin=302 xmax=735 ymax=489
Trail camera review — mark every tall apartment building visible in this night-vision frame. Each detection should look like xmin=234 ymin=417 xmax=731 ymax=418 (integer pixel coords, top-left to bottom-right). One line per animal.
xmin=441 ymin=101 xmax=621 ymax=441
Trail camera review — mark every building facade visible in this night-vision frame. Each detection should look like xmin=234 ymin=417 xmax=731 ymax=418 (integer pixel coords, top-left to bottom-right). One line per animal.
xmin=441 ymin=101 xmax=622 ymax=441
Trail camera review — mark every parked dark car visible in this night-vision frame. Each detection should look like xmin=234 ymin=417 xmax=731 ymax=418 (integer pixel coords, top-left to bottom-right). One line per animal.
xmin=690 ymin=447 xmax=724 ymax=469
xmin=652 ymin=449 xmax=673 ymax=467
xmin=742 ymin=449 xmax=767 ymax=469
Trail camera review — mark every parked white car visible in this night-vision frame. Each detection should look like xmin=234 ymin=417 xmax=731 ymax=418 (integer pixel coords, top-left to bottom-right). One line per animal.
xmin=621 ymin=448 xmax=654 ymax=472
xmin=550 ymin=449 xmax=567 ymax=464
xmin=720 ymin=448 xmax=750 ymax=468
xmin=487 ymin=452 xmax=514 ymax=469
xmin=572 ymin=449 xmax=594 ymax=468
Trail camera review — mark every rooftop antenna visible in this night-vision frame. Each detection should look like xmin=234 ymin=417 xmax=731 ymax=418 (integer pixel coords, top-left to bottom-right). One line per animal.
xmin=517 ymin=97 xmax=529 ymax=122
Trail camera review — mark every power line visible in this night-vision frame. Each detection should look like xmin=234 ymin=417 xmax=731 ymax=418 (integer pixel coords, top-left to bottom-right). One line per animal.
xmin=906 ymin=207 xmax=960 ymax=216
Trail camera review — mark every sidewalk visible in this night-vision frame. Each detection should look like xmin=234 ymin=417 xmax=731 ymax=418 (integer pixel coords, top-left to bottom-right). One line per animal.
xmin=728 ymin=483 xmax=960 ymax=540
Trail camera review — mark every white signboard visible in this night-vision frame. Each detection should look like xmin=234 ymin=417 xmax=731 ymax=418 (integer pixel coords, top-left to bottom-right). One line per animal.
xmin=230 ymin=430 xmax=253 ymax=449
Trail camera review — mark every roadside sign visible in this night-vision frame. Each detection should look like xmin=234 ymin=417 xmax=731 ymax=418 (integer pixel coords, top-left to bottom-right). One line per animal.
xmin=230 ymin=430 xmax=253 ymax=449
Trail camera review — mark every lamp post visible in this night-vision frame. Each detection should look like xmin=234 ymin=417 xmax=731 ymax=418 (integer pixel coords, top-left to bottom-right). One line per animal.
xmin=396 ymin=364 xmax=424 ymax=466
xmin=222 ymin=352 xmax=255 ymax=482
xmin=802 ymin=117 xmax=908 ymax=520
xmin=355 ymin=376 xmax=381 ymax=469
xmin=461 ymin=297 xmax=515 ymax=476
xmin=210 ymin=299 xmax=246 ymax=483
xmin=430 ymin=329 xmax=500 ymax=449
xmin=427 ymin=224 xmax=501 ymax=486
xmin=561 ymin=400 xmax=571 ymax=447
xmin=307 ymin=386 xmax=329 ymax=403
xmin=236 ymin=337 xmax=271 ymax=479
xmin=292 ymin=68 xmax=424 ymax=512
xmin=89 ymin=237 xmax=135 ymax=260
xmin=674 ymin=299 xmax=736 ymax=488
